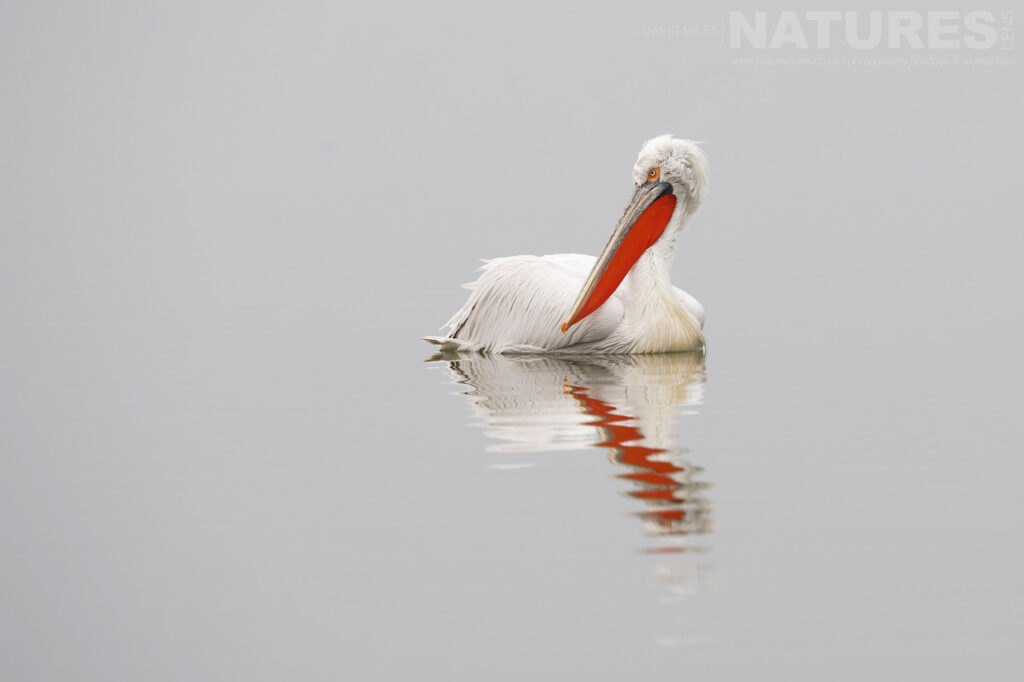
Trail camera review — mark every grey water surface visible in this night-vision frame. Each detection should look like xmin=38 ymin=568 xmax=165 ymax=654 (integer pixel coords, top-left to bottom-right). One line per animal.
xmin=2 ymin=2 xmax=1023 ymax=681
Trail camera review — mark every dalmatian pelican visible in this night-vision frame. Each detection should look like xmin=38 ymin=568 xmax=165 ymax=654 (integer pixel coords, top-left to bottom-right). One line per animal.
xmin=425 ymin=135 xmax=709 ymax=354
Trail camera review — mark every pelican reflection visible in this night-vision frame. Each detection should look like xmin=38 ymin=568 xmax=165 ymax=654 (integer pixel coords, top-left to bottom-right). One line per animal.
xmin=431 ymin=351 xmax=713 ymax=541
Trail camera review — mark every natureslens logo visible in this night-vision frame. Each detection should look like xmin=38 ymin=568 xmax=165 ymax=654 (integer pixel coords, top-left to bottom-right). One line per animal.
xmin=728 ymin=11 xmax=1014 ymax=50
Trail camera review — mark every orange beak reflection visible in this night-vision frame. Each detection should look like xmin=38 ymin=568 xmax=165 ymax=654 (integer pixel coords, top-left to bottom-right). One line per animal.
xmin=561 ymin=182 xmax=676 ymax=333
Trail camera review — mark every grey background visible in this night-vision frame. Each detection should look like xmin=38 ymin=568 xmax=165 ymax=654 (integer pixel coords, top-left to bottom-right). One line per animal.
xmin=1 ymin=2 xmax=1022 ymax=681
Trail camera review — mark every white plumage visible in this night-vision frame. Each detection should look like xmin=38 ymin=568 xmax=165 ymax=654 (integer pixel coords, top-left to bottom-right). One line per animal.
xmin=426 ymin=135 xmax=710 ymax=354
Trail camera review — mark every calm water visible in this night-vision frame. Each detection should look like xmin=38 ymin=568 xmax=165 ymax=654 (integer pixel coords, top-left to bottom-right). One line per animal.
xmin=1 ymin=302 xmax=1021 ymax=681
xmin=3 ymin=2 xmax=1022 ymax=679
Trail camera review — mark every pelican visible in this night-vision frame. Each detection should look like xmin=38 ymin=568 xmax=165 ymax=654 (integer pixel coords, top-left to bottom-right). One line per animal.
xmin=425 ymin=135 xmax=709 ymax=354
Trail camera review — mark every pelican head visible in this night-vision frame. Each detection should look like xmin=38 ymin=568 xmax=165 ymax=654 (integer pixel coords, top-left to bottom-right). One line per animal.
xmin=631 ymin=135 xmax=709 ymax=209
xmin=561 ymin=135 xmax=709 ymax=333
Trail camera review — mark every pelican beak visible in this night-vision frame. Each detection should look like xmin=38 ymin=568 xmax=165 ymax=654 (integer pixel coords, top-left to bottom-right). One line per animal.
xmin=560 ymin=181 xmax=676 ymax=333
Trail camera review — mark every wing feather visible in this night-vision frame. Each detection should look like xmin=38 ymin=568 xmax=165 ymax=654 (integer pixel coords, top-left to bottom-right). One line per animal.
xmin=430 ymin=254 xmax=624 ymax=353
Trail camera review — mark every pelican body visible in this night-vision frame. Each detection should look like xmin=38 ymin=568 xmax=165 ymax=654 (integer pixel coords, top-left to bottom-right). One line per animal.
xmin=426 ymin=136 xmax=709 ymax=354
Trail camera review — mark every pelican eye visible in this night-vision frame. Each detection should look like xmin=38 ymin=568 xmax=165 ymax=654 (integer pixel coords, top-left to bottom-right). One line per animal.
xmin=647 ymin=167 xmax=660 ymax=182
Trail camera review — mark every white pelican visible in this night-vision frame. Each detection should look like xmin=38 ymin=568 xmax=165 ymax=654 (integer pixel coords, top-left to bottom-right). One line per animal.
xmin=425 ymin=135 xmax=709 ymax=354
